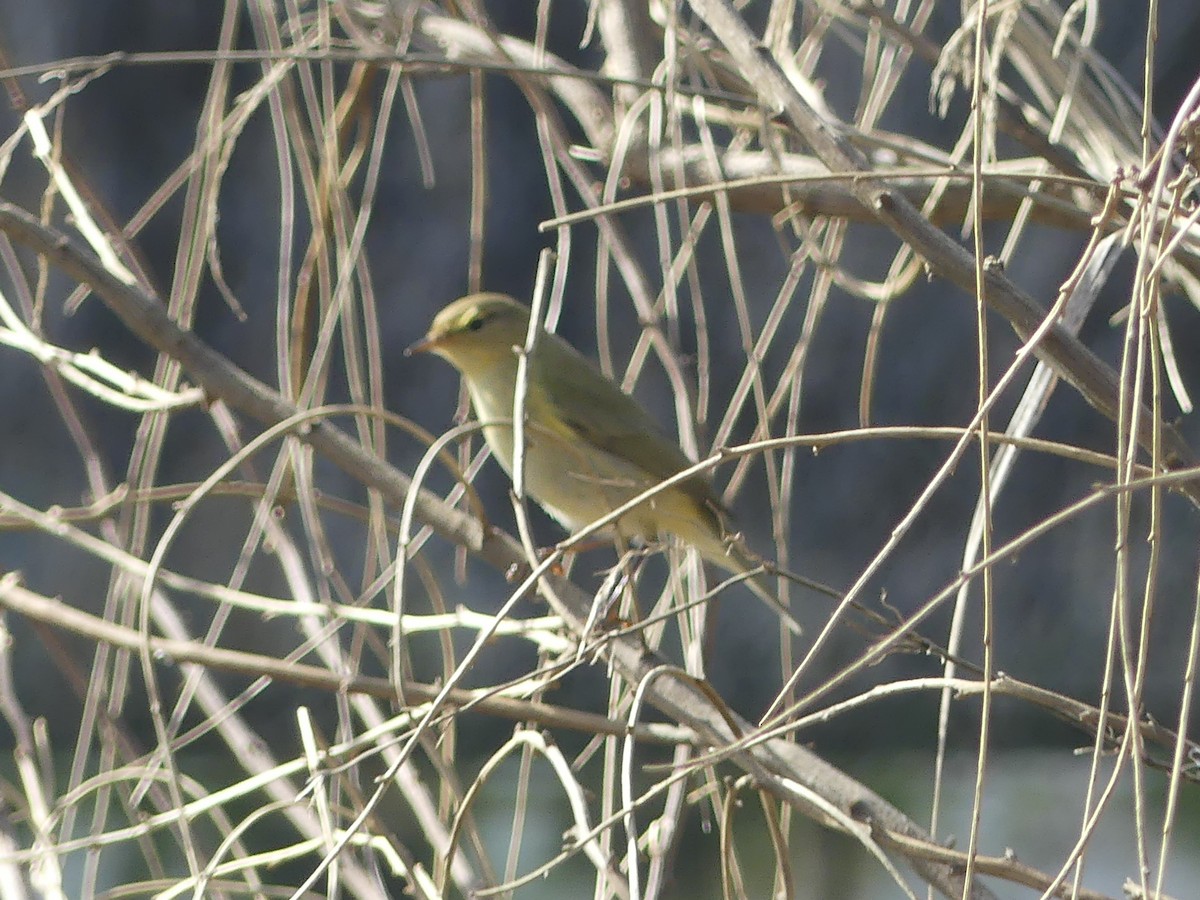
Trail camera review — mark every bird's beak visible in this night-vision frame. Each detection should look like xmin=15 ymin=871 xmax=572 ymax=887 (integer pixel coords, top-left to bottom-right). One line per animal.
xmin=404 ymin=334 xmax=438 ymax=357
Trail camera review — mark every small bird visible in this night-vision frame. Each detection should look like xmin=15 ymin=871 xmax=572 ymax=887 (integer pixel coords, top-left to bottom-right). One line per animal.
xmin=407 ymin=292 xmax=801 ymax=634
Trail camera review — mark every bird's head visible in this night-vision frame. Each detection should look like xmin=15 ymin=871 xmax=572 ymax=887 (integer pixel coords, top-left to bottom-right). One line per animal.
xmin=406 ymin=293 xmax=532 ymax=376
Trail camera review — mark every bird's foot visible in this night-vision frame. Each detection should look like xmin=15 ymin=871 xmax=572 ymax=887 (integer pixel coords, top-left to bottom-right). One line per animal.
xmin=505 ymin=546 xmax=569 ymax=582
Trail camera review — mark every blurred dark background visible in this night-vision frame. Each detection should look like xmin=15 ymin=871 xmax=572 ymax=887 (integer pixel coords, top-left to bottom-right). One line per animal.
xmin=2 ymin=4 xmax=1200 ymax=896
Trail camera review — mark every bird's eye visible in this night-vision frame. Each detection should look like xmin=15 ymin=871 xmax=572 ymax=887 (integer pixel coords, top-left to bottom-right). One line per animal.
xmin=465 ymin=316 xmax=486 ymax=332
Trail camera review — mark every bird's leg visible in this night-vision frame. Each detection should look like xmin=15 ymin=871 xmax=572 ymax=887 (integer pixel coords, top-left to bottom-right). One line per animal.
xmin=593 ymin=553 xmax=637 ymax=626
xmin=578 ymin=544 xmax=661 ymax=634
xmin=503 ymin=544 xmax=573 ymax=582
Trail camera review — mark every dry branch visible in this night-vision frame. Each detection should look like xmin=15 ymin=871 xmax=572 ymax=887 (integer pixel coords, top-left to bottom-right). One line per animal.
xmin=0 ymin=202 xmax=992 ymax=899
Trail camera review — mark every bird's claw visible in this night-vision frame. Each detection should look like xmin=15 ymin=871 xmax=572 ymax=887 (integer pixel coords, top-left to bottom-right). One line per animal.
xmin=505 ymin=547 xmax=567 ymax=582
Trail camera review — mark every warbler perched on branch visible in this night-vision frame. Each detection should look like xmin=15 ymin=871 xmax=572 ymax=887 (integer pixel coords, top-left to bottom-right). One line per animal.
xmin=408 ymin=292 xmax=800 ymax=635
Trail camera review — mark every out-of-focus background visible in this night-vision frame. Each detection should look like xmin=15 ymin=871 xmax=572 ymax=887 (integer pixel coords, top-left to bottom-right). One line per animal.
xmin=0 ymin=2 xmax=1198 ymax=898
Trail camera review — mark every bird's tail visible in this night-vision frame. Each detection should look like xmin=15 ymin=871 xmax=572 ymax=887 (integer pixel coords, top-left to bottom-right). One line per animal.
xmin=703 ymin=538 xmax=804 ymax=636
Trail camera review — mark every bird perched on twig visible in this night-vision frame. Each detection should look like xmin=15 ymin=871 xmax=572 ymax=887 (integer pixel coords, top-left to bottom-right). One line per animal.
xmin=407 ymin=292 xmax=801 ymax=635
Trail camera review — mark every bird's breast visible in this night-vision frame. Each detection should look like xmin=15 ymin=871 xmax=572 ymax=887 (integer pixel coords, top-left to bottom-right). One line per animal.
xmin=463 ymin=368 xmax=718 ymax=550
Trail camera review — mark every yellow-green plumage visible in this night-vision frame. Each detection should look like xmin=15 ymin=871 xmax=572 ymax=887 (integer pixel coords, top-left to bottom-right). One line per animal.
xmin=409 ymin=293 xmax=800 ymax=634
